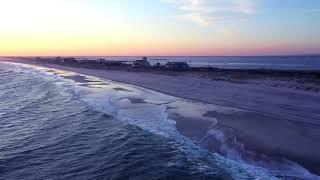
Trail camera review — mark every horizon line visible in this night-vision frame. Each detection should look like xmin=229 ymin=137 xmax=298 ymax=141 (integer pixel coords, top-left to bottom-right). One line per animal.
xmin=1 ymin=54 xmax=320 ymax=58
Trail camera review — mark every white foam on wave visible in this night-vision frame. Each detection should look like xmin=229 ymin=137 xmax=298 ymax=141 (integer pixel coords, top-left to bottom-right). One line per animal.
xmin=3 ymin=61 xmax=318 ymax=179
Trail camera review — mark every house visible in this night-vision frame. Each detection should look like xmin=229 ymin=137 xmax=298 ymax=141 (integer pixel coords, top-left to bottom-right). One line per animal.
xmin=63 ymin=57 xmax=77 ymax=63
xmin=133 ymin=57 xmax=151 ymax=67
xmin=165 ymin=62 xmax=190 ymax=70
xmin=103 ymin=60 xmax=126 ymax=66
xmin=77 ymin=59 xmax=97 ymax=64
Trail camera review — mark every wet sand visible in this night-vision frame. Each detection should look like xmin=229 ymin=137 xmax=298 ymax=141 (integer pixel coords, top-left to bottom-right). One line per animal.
xmin=62 ymin=75 xmax=110 ymax=88
xmin=4 ymin=60 xmax=320 ymax=175
xmin=61 ymin=75 xmax=93 ymax=83
xmin=53 ymin=65 xmax=320 ymax=175
xmin=204 ymin=111 xmax=320 ymax=173
xmin=113 ymin=87 xmax=133 ymax=92
xmin=128 ymin=98 xmax=147 ymax=104
xmin=170 ymin=109 xmax=320 ymax=174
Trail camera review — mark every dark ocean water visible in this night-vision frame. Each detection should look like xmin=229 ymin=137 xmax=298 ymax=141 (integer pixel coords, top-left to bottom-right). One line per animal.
xmin=0 ymin=66 xmax=232 ymax=180
xmin=0 ymin=62 xmax=318 ymax=180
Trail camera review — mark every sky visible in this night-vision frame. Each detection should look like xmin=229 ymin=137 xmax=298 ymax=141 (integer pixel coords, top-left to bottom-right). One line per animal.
xmin=0 ymin=0 xmax=319 ymax=56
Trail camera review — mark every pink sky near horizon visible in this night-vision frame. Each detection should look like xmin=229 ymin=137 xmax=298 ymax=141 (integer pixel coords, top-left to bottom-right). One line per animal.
xmin=2 ymin=43 xmax=318 ymax=57
xmin=0 ymin=0 xmax=319 ymax=56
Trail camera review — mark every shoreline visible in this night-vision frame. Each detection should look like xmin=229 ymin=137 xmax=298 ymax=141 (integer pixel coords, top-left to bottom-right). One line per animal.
xmin=2 ymin=59 xmax=320 ymax=176
xmin=33 ymin=62 xmax=320 ymax=125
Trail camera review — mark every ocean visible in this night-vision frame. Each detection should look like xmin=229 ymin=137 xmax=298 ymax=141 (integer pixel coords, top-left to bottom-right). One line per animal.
xmin=76 ymin=55 xmax=320 ymax=70
xmin=0 ymin=62 xmax=317 ymax=180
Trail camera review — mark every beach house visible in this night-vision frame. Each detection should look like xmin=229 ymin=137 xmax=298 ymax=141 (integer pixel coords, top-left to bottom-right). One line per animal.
xmin=133 ymin=57 xmax=151 ymax=68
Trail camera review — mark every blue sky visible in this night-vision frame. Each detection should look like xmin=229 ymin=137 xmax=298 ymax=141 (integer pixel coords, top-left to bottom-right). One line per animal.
xmin=0 ymin=0 xmax=319 ymax=55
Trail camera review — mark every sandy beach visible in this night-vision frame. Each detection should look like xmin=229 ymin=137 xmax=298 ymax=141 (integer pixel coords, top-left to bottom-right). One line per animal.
xmin=3 ymin=60 xmax=320 ymax=175
xmin=41 ymin=63 xmax=320 ymax=124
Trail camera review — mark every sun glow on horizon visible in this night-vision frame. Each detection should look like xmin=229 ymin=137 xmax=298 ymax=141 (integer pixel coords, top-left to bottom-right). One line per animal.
xmin=0 ymin=0 xmax=319 ymax=56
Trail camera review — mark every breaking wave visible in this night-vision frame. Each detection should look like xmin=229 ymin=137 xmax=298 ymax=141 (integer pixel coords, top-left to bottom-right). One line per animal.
xmin=0 ymin=62 xmax=318 ymax=179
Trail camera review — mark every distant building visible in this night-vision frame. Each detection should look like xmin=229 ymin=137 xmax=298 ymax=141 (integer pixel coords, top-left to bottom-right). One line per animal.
xmin=103 ymin=60 xmax=126 ymax=66
xmin=133 ymin=57 xmax=151 ymax=67
xmin=77 ymin=59 xmax=93 ymax=63
xmin=165 ymin=62 xmax=190 ymax=70
xmin=63 ymin=57 xmax=77 ymax=63
xmin=53 ymin=57 xmax=77 ymax=64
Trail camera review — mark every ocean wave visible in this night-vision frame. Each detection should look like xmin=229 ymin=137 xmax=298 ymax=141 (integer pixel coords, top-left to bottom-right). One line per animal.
xmin=1 ymin=61 xmax=318 ymax=179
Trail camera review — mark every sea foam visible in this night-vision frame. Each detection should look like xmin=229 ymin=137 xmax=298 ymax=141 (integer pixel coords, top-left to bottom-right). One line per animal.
xmin=3 ymin=61 xmax=318 ymax=179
